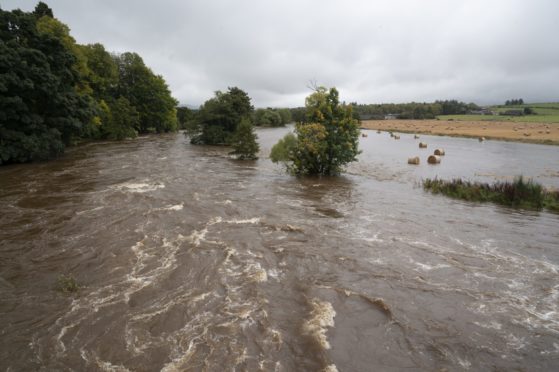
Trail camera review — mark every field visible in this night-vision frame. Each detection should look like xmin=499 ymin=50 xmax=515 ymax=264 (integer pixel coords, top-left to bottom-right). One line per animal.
xmin=360 ymin=119 xmax=559 ymax=145
xmin=437 ymin=102 xmax=559 ymax=123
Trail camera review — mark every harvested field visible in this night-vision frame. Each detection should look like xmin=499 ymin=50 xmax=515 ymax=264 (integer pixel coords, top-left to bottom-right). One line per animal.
xmin=361 ymin=120 xmax=559 ymax=145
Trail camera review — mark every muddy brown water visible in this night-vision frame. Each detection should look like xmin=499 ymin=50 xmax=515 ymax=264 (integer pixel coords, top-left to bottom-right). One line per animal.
xmin=1 ymin=128 xmax=559 ymax=371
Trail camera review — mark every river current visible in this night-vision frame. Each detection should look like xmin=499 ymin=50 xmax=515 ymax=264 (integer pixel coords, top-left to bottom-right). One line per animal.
xmin=1 ymin=128 xmax=558 ymax=371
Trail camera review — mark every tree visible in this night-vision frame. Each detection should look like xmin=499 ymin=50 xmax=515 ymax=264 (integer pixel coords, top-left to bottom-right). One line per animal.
xmin=186 ymin=87 xmax=253 ymax=145
xmin=254 ymin=108 xmax=282 ymax=127
xmin=230 ymin=118 xmax=259 ymax=160
xmin=271 ymin=87 xmax=360 ymax=175
xmin=176 ymin=106 xmax=193 ymax=129
xmin=103 ymin=97 xmax=139 ymax=140
xmin=270 ymin=133 xmax=297 ymax=163
xmin=113 ymin=52 xmax=177 ymax=133
xmin=277 ymin=108 xmax=292 ymax=125
xmin=0 ymin=7 xmax=93 ymax=164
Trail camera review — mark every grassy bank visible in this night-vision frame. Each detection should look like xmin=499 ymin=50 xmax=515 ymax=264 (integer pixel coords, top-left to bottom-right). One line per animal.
xmin=423 ymin=176 xmax=559 ymax=212
xmin=437 ymin=102 xmax=559 ymax=123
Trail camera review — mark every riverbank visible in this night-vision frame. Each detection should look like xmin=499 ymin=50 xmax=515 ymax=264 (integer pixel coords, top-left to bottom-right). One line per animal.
xmin=360 ymin=119 xmax=559 ymax=145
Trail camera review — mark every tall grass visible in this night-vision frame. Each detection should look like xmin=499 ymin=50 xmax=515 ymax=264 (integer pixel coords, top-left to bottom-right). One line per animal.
xmin=423 ymin=176 xmax=559 ymax=212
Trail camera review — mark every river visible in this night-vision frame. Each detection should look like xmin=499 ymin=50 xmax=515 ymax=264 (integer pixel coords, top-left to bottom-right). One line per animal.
xmin=1 ymin=127 xmax=558 ymax=371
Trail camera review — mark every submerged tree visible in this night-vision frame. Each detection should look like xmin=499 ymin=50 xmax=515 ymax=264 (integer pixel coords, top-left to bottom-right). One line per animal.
xmin=186 ymin=87 xmax=253 ymax=145
xmin=271 ymin=87 xmax=360 ymax=175
xmin=230 ymin=118 xmax=259 ymax=160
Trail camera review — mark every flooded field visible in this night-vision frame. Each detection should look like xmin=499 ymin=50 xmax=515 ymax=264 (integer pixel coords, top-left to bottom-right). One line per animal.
xmin=1 ymin=128 xmax=558 ymax=371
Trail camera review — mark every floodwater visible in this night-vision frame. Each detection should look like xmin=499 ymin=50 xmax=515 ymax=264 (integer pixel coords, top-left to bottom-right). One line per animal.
xmin=1 ymin=127 xmax=558 ymax=371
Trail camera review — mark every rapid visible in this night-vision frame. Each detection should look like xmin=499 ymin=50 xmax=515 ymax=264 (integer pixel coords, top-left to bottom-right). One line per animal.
xmin=1 ymin=128 xmax=558 ymax=371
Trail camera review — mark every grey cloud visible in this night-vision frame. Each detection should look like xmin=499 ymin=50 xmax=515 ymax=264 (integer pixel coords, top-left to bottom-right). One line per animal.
xmin=3 ymin=0 xmax=559 ymax=107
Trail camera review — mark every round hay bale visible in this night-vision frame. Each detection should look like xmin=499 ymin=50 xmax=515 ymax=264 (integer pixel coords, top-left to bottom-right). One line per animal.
xmin=427 ymin=155 xmax=441 ymax=164
xmin=394 ymin=135 xmax=400 ymax=140
xmin=414 ymin=134 xmax=420 ymax=139
xmin=419 ymin=142 xmax=428 ymax=148
xmin=479 ymin=137 xmax=485 ymax=142
xmin=407 ymin=156 xmax=420 ymax=165
xmin=377 ymin=130 xmax=381 ymax=134
xmin=362 ymin=133 xmax=368 ymax=137
xmin=434 ymin=148 xmax=445 ymax=156
xmin=389 ymin=132 xmax=394 ymax=137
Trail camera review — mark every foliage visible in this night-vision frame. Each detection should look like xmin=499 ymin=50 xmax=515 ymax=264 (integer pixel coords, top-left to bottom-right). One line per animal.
xmin=230 ymin=118 xmax=259 ymax=160
xmin=270 ymin=133 xmax=297 ymax=163
xmin=0 ymin=3 xmax=179 ymax=164
xmin=103 ymin=97 xmax=139 ymax=140
xmin=506 ymin=99 xmax=524 ymax=106
xmin=0 ymin=6 xmax=94 ymax=164
xmin=186 ymin=87 xmax=253 ymax=145
xmin=423 ymin=176 xmax=559 ymax=212
xmin=176 ymin=106 xmax=194 ymax=129
xmin=272 ymin=87 xmax=360 ymax=176
xmin=254 ymin=108 xmax=282 ymax=127
xmin=350 ymin=100 xmax=478 ymax=120
xmin=113 ymin=52 xmax=178 ymax=133
xmin=56 ymin=274 xmax=79 ymax=293
xmin=253 ymin=108 xmax=292 ymax=127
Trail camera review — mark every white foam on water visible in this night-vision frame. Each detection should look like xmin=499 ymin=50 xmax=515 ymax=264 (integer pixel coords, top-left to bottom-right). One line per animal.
xmin=323 ymin=365 xmax=339 ymax=372
xmin=226 ymin=217 xmax=261 ymax=224
xmin=160 ymin=204 xmax=183 ymax=211
xmin=456 ymin=357 xmax=471 ymax=369
xmin=76 ymin=206 xmax=104 ymax=215
xmin=505 ymin=333 xmax=527 ymax=350
xmin=302 ymin=298 xmax=336 ymax=350
xmin=244 ymin=263 xmax=268 ymax=282
xmin=113 ymin=182 xmax=165 ymax=193
xmin=474 ymin=321 xmax=502 ymax=330
xmin=414 ymin=261 xmax=450 ymax=271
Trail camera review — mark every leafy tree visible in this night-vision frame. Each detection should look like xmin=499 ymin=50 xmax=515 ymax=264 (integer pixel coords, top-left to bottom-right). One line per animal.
xmin=81 ymin=43 xmax=118 ymax=100
xmin=254 ymin=108 xmax=282 ymax=127
xmin=277 ymin=108 xmax=292 ymax=125
xmin=187 ymin=87 xmax=253 ymax=145
xmin=230 ymin=118 xmax=259 ymax=160
xmin=270 ymin=133 xmax=297 ymax=163
xmin=271 ymin=87 xmax=360 ymax=175
xmin=113 ymin=52 xmax=177 ymax=133
xmin=33 ymin=2 xmax=53 ymax=18
xmin=176 ymin=106 xmax=193 ymax=129
xmin=103 ymin=97 xmax=139 ymax=140
xmin=0 ymin=7 xmax=93 ymax=164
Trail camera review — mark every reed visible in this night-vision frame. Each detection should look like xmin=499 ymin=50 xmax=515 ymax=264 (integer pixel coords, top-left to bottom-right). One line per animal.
xmin=422 ymin=176 xmax=559 ymax=212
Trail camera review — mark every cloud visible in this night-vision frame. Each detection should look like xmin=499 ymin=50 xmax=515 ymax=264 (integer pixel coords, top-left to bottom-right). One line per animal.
xmin=3 ymin=0 xmax=559 ymax=107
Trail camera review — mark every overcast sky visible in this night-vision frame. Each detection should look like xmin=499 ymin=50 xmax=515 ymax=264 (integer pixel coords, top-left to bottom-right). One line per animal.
xmin=3 ymin=0 xmax=559 ymax=107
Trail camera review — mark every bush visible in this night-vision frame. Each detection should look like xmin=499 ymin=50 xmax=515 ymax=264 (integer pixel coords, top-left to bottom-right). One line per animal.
xmin=56 ymin=274 xmax=79 ymax=293
xmin=230 ymin=118 xmax=259 ymax=160
xmin=422 ymin=176 xmax=558 ymax=212
xmin=271 ymin=87 xmax=360 ymax=175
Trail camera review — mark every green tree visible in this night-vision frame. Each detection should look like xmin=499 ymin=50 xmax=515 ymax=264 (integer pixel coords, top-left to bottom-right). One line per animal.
xmin=277 ymin=108 xmax=292 ymax=125
xmin=176 ymin=106 xmax=193 ymax=129
xmin=254 ymin=108 xmax=282 ymax=127
xmin=0 ymin=7 xmax=93 ymax=164
xmin=230 ymin=118 xmax=259 ymax=160
xmin=270 ymin=132 xmax=297 ymax=163
xmin=113 ymin=52 xmax=177 ymax=133
xmin=271 ymin=87 xmax=360 ymax=175
xmin=103 ymin=97 xmax=139 ymax=140
xmin=187 ymin=87 xmax=253 ymax=145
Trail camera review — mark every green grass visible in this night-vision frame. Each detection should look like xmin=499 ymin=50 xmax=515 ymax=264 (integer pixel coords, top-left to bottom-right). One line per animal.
xmin=437 ymin=102 xmax=559 ymax=123
xmin=423 ymin=176 xmax=559 ymax=212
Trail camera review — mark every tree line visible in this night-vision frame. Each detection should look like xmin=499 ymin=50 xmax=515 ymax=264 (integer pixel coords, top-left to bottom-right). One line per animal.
xmin=0 ymin=2 xmax=178 ymax=165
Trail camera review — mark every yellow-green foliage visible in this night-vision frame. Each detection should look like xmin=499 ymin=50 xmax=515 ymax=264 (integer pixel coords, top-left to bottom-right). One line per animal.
xmin=271 ymin=87 xmax=360 ymax=175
